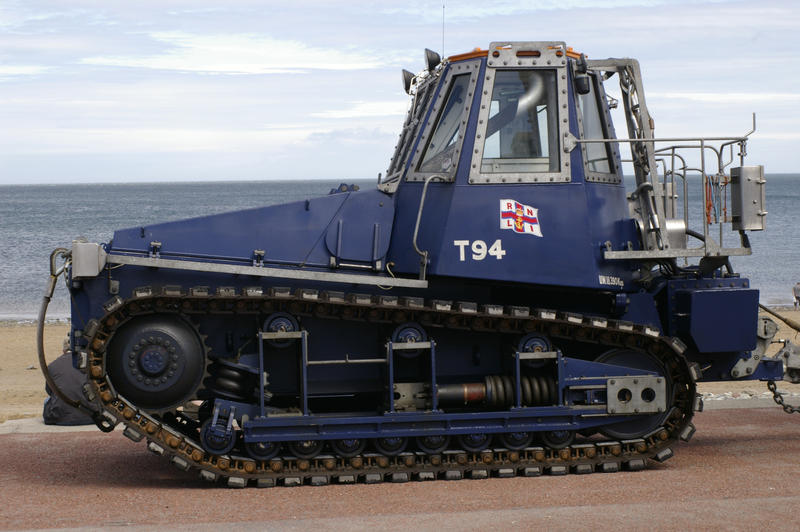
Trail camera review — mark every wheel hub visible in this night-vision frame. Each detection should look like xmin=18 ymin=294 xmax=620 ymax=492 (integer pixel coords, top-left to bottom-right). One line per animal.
xmin=107 ymin=315 xmax=206 ymax=410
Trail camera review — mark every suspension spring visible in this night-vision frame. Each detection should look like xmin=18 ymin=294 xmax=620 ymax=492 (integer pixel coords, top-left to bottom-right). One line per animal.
xmin=204 ymin=360 xmax=253 ymax=402
xmin=437 ymin=374 xmax=558 ymax=408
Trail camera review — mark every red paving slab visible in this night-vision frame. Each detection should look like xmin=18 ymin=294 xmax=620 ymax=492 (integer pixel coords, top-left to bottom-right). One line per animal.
xmin=1 ymin=407 xmax=799 ymax=530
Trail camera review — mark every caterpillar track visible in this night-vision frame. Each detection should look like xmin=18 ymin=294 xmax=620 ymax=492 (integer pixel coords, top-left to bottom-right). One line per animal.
xmin=80 ymin=286 xmax=699 ymax=487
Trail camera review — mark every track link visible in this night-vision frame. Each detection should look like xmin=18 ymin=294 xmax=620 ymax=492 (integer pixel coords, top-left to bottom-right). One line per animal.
xmin=80 ymin=286 xmax=700 ymax=487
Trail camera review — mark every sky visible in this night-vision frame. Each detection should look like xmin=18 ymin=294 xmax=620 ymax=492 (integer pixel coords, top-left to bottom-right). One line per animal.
xmin=0 ymin=0 xmax=797 ymax=184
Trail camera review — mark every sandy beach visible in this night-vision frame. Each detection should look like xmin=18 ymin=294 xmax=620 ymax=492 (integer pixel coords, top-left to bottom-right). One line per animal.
xmin=2 ymin=310 xmax=799 ymax=424
xmin=0 ymin=322 xmax=69 ymax=423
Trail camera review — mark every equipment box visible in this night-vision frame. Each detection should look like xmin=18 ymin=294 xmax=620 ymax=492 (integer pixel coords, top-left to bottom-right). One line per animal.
xmin=730 ymin=165 xmax=766 ymax=231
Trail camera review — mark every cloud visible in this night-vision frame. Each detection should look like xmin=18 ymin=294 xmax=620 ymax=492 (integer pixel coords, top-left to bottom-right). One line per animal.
xmin=382 ymin=0 xmax=672 ymax=20
xmin=311 ymin=101 xmax=408 ymax=119
xmin=306 ymin=127 xmax=396 ymax=144
xmin=0 ymin=65 xmax=49 ymax=76
xmin=81 ymin=32 xmax=383 ymax=74
xmin=0 ymin=126 xmax=324 ymax=154
xmin=0 ymin=4 xmax=60 ymax=29
xmin=648 ymin=92 xmax=800 ymax=104
xmin=754 ymin=132 xmax=800 ymax=141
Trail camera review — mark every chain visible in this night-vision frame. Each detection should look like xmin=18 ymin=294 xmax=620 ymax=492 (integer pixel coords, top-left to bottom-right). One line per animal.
xmin=767 ymin=380 xmax=800 ymax=414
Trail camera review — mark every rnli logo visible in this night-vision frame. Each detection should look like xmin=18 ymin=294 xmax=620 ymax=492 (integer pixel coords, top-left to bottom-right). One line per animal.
xmin=499 ymin=199 xmax=542 ymax=237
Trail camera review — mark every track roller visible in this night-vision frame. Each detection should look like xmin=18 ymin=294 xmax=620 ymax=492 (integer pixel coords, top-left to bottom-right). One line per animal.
xmin=415 ymin=435 xmax=450 ymax=454
xmin=331 ymin=438 xmax=367 ymax=458
xmin=457 ymin=433 xmax=490 ymax=453
xmin=200 ymin=418 xmax=237 ymax=455
xmin=373 ymin=437 xmax=408 ymax=455
xmin=499 ymin=431 xmax=534 ymax=450
xmin=245 ymin=441 xmax=281 ymax=461
xmin=288 ymin=439 xmax=324 ymax=459
xmin=539 ymin=430 xmax=575 ymax=449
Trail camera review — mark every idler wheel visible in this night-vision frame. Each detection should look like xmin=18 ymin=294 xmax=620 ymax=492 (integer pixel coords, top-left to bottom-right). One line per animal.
xmin=539 ymin=429 xmax=575 ymax=449
xmin=288 ymin=439 xmax=323 ymax=459
xmin=518 ymin=333 xmax=552 ymax=369
xmin=518 ymin=333 xmax=551 ymax=353
xmin=500 ymin=431 xmax=533 ymax=450
xmin=415 ymin=434 xmax=450 ymax=454
xmin=107 ymin=315 xmax=205 ymax=410
xmin=457 ymin=433 xmax=490 ymax=453
xmin=373 ymin=436 xmax=408 ymax=456
xmin=263 ymin=312 xmax=299 ymax=348
xmin=391 ymin=322 xmax=427 ymax=358
xmin=331 ymin=438 xmax=366 ymax=458
xmin=245 ymin=441 xmax=281 ymax=461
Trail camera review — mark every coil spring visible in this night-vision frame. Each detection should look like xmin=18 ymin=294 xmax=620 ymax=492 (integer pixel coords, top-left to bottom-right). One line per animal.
xmin=205 ymin=360 xmax=252 ymax=402
xmin=484 ymin=374 xmax=558 ymax=408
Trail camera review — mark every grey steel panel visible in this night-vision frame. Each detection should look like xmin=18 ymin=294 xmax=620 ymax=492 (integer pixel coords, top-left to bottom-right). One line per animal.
xmin=730 ymin=165 xmax=766 ymax=231
xmin=603 ymin=247 xmax=752 ymax=260
xmin=606 ymin=375 xmax=667 ymax=414
xmin=71 ymin=242 xmax=108 ymax=278
xmin=106 ymin=254 xmax=428 ymax=289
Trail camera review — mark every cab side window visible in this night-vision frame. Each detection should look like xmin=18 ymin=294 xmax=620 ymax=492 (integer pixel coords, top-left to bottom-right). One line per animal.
xmin=417 ymin=74 xmax=471 ymax=173
xmin=577 ymin=75 xmax=613 ymax=174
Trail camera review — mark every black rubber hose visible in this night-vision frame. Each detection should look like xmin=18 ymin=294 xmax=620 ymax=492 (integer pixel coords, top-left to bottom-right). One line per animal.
xmin=685 ymin=228 xmax=705 ymax=242
xmin=38 ymin=248 xmax=109 ymax=431
xmin=37 ymin=248 xmax=83 ymax=410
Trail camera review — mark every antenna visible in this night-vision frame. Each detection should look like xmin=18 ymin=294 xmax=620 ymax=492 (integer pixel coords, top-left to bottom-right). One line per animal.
xmin=442 ymin=2 xmax=445 ymax=58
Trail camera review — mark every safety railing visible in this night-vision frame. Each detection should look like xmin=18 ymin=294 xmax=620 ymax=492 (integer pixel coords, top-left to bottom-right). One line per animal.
xmin=569 ymin=114 xmax=763 ymax=261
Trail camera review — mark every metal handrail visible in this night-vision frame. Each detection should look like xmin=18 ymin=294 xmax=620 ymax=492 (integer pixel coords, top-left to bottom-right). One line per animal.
xmin=583 ymin=114 xmax=758 ymax=260
xmin=412 ymin=174 xmax=445 ymax=280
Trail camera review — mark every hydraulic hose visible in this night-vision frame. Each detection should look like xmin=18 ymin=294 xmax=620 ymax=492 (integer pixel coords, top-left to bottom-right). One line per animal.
xmin=37 ymin=248 xmax=109 ymax=428
xmin=37 ymin=248 xmax=83 ymax=409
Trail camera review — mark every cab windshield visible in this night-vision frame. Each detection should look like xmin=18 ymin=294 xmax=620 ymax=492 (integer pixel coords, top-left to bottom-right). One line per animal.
xmin=480 ymin=69 xmax=559 ymax=173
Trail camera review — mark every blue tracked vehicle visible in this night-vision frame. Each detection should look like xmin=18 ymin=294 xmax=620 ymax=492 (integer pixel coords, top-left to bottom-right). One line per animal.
xmin=40 ymin=42 xmax=797 ymax=486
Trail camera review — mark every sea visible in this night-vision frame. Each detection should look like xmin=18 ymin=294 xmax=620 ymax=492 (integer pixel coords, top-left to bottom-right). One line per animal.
xmin=1 ymin=175 xmax=798 ymax=322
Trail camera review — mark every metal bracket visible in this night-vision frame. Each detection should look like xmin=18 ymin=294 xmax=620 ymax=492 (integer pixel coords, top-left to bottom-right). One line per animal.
xmin=252 ymin=249 xmax=265 ymax=267
xmin=778 ymin=340 xmax=800 ymax=383
xmin=606 ymin=375 xmax=666 ymax=414
xmin=730 ymin=353 xmax=762 ymax=378
xmin=563 ymin=132 xmax=579 ymax=153
xmin=209 ymin=405 xmax=236 ymax=439
xmin=731 ymin=316 xmax=778 ymax=378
